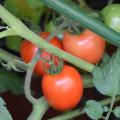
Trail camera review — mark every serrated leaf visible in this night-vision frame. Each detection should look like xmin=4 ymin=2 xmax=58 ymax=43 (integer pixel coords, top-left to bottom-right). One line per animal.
xmin=84 ymin=100 xmax=103 ymax=120
xmin=113 ymin=106 xmax=120 ymax=118
xmin=93 ymin=48 xmax=120 ymax=96
xmin=0 ymin=97 xmax=13 ymax=120
xmin=0 ymin=69 xmax=24 ymax=95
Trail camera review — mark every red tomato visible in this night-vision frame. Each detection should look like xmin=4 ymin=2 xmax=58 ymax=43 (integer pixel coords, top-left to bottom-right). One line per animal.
xmin=42 ymin=65 xmax=83 ymax=111
xmin=62 ymin=29 xmax=106 ymax=64
xmin=20 ymin=32 xmax=63 ymax=76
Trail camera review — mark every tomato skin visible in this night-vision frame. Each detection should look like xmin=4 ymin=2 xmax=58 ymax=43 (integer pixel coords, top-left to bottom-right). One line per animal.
xmin=20 ymin=40 xmax=38 ymax=63
xmin=62 ymin=29 xmax=106 ymax=64
xmin=42 ymin=65 xmax=83 ymax=111
xmin=39 ymin=32 xmax=63 ymax=49
xmin=101 ymin=4 xmax=120 ymax=33
xmin=20 ymin=32 xmax=63 ymax=76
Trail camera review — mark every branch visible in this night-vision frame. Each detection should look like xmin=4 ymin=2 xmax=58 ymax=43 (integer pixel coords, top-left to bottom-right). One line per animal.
xmin=0 ymin=48 xmax=27 ymax=71
xmin=0 ymin=29 xmax=18 ymax=39
xmin=27 ymin=97 xmax=49 ymax=120
xmin=24 ymin=49 xmax=41 ymax=104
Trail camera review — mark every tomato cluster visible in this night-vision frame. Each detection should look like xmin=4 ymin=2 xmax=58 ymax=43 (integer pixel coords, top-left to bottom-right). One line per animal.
xmin=20 ymin=32 xmax=63 ymax=76
xmin=20 ymin=30 xmax=105 ymax=111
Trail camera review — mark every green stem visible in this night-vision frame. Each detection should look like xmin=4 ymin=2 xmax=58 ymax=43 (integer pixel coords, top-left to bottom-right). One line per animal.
xmin=48 ymin=109 xmax=84 ymax=120
xmin=83 ymin=75 xmax=94 ymax=88
xmin=104 ymin=68 xmax=118 ymax=120
xmin=48 ymin=96 xmax=120 ymax=120
xmin=46 ymin=21 xmax=68 ymax=41
xmin=41 ymin=0 xmax=120 ymax=47
xmin=0 ymin=49 xmax=27 ymax=71
xmin=104 ymin=95 xmax=116 ymax=120
xmin=0 ymin=5 xmax=94 ymax=72
xmin=24 ymin=49 xmax=40 ymax=104
xmin=0 ymin=29 xmax=18 ymax=39
xmin=27 ymin=97 xmax=49 ymax=120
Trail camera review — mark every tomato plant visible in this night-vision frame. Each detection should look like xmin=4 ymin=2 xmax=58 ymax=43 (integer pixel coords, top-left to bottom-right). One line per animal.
xmin=42 ymin=65 xmax=83 ymax=111
xmin=62 ymin=29 xmax=106 ymax=64
xmin=0 ymin=0 xmax=120 ymax=120
xmin=20 ymin=32 xmax=63 ymax=76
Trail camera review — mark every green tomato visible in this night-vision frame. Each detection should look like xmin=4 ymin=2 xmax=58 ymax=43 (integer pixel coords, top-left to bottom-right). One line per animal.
xmin=101 ymin=4 xmax=120 ymax=33
xmin=6 ymin=36 xmax=22 ymax=52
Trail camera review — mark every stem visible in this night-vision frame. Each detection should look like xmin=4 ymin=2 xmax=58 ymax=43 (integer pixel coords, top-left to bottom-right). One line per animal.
xmin=104 ymin=67 xmax=118 ymax=120
xmin=27 ymin=97 xmax=49 ymax=120
xmin=104 ymin=95 xmax=116 ymax=120
xmin=46 ymin=21 xmax=68 ymax=41
xmin=48 ymin=109 xmax=85 ymax=120
xmin=83 ymin=75 xmax=94 ymax=88
xmin=0 ymin=5 xmax=94 ymax=73
xmin=49 ymin=96 xmax=120 ymax=120
xmin=0 ymin=49 xmax=27 ymax=71
xmin=0 ymin=29 xmax=18 ymax=39
xmin=41 ymin=0 xmax=120 ymax=47
xmin=24 ymin=49 xmax=40 ymax=104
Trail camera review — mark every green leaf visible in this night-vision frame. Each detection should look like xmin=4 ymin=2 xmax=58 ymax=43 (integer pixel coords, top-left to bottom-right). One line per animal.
xmin=103 ymin=106 xmax=109 ymax=112
xmin=113 ymin=106 xmax=120 ymax=118
xmin=0 ymin=97 xmax=13 ymax=120
xmin=45 ymin=21 xmax=56 ymax=32
xmin=93 ymin=48 xmax=120 ymax=96
xmin=84 ymin=100 xmax=103 ymax=120
xmin=0 ymin=68 xmax=24 ymax=95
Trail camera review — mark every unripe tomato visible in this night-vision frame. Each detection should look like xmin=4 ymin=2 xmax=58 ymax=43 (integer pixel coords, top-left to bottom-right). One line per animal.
xmin=42 ymin=65 xmax=83 ymax=111
xmin=101 ymin=4 xmax=120 ymax=33
xmin=20 ymin=32 xmax=63 ymax=76
xmin=62 ymin=29 xmax=106 ymax=64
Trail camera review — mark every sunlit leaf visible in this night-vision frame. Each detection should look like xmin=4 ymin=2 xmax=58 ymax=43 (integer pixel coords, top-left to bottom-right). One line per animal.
xmin=93 ymin=48 xmax=120 ymax=96
xmin=84 ymin=100 xmax=103 ymax=120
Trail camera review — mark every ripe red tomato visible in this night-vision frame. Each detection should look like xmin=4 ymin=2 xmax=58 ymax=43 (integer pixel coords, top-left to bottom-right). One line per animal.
xmin=62 ymin=29 xmax=106 ymax=64
xmin=20 ymin=32 xmax=63 ymax=76
xmin=42 ymin=65 xmax=83 ymax=111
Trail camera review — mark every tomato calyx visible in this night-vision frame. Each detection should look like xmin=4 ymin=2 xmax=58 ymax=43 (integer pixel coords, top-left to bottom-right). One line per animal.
xmin=48 ymin=57 xmax=64 ymax=75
